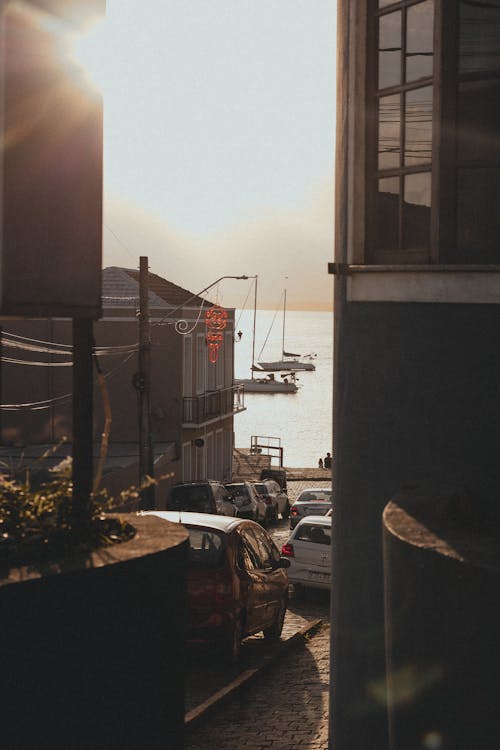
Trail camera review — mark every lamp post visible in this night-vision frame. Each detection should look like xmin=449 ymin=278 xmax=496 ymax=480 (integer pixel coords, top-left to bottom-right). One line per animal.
xmin=137 ymin=268 xmax=255 ymax=507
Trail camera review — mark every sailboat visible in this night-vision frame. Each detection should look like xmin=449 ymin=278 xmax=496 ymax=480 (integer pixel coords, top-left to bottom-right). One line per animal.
xmin=257 ymin=288 xmax=316 ymax=372
xmin=234 ymin=277 xmax=299 ymax=394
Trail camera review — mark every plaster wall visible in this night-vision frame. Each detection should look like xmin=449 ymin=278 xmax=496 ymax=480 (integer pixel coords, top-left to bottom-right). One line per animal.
xmin=331 ymin=300 xmax=500 ymax=749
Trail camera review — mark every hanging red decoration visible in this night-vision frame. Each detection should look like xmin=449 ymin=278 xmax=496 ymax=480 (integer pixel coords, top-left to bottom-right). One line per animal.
xmin=205 ymin=304 xmax=228 ymax=363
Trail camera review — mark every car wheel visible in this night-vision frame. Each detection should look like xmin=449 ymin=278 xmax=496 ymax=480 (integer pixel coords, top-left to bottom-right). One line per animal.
xmin=263 ymin=597 xmax=287 ymax=641
xmin=282 ymin=502 xmax=290 ymax=519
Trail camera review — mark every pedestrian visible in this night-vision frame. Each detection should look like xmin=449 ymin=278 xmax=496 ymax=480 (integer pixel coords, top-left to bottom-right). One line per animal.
xmin=324 ymin=452 xmax=332 ymax=469
xmin=318 ymin=457 xmax=323 ymax=469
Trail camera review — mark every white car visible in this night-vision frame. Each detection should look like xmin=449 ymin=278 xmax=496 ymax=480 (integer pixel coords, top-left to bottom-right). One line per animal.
xmin=281 ymin=515 xmax=331 ymax=591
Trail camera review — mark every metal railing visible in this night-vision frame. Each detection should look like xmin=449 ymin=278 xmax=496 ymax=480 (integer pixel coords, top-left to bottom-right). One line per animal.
xmin=183 ymin=384 xmax=245 ymax=425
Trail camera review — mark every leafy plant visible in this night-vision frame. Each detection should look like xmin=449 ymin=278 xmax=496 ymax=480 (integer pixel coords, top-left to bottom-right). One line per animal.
xmin=0 ymin=475 xmax=136 ymax=567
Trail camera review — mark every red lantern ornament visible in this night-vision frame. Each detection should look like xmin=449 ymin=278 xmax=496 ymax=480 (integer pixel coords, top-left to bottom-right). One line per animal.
xmin=205 ymin=305 xmax=228 ymax=363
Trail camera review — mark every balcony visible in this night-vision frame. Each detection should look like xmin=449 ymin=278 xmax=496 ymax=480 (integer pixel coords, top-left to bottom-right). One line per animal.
xmin=182 ymin=384 xmax=245 ymax=427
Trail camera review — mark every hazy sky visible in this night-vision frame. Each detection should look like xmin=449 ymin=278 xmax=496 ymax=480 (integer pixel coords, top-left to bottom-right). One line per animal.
xmin=76 ymin=1 xmax=337 ymax=310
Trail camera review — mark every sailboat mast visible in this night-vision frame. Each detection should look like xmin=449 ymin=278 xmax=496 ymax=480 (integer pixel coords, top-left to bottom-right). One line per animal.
xmin=282 ymin=288 xmax=287 ymax=357
xmin=251 ymin=276 xmax=258 ymax=380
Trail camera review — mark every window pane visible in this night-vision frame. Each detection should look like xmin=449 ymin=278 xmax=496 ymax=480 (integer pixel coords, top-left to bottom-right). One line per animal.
xmin=379 ymin=0 xmax=396 ymax=7
xmin=403 ymin=172 xmax=431 ymax=249
xmin=375 ymin=177 xmax=399 ymax=251
xmin=457 ymin=168 xmax=500 ymax=262
xmin=406 ymin=0 xmax=434 ymax=82
xmin=459 ymin=0 xmax=500 ymax=75
xmin=379 ymin=11 xmax=402 ymax=89
xmin=405 ymin=86 xmax=433 ymax=166
xmin=457 ymin=79 xmax=500 ymax=163
xmin=378 ymin=94 xmax=401 ymax=169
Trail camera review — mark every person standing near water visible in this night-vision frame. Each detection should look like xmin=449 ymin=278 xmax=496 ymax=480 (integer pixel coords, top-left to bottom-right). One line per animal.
xmin=318 ymin=457 xmax=324 ymax=469
xmin=324 ymin=452 xmax=332 ymax=469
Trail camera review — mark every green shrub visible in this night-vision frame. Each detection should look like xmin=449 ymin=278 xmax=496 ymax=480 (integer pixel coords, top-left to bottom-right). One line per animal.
xmin=0 ymin=476 xmax=136 ymax=567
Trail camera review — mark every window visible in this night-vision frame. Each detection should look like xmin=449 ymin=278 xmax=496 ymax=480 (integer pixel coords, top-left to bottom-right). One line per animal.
xmin=295 ymin=524 xmax=332 ymax=546
xmin=370 ymin=0 xmax=434 ymax=262
xmin=366 ymin=0 xmax=500 ymax=264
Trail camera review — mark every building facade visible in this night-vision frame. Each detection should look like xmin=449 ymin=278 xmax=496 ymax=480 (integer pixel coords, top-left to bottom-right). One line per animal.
xmin=332 ymin=2 xmax=499 ymax=749
xmin=0 ymin=267 xmax=245 ymax=506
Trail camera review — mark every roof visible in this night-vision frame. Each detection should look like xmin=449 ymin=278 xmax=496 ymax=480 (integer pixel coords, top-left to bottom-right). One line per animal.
xmin=145 ymin=511 xmax=252 ymax=534
xmin=102 ymin=266 xmax=207 ymax=309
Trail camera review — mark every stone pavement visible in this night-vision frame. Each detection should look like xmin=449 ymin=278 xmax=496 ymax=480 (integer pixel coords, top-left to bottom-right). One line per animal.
xmin=186 ymin=623 xmax=331 ymax=750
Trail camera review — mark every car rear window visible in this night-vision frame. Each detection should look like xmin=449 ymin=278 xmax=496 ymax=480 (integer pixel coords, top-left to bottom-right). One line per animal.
xmin=225 ymin=484 xmax=249 ymax=499
xmin=168 ymin=485 xmax=213 ymax=513
xmin=253 ymin=483 xmax=268 ymax=494
xmin=298 ymin=491 xmax=332 ymax=502
xmin=186 ymin=528 xmax=225 ymax=568
xmin=295 ymin=524 xmax=331 ymax=545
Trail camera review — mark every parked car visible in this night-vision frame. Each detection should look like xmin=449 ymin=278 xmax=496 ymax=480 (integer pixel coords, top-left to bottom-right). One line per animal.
xmin=148 ymin=512 xmax=290 ymax=659
xmin=281 ymin=515 xmax=331 ymax=591
xmin=166 ymin=481 xmax=236 ymax=516
xmin=252 ymin=480 xmax=290 ymax=522
xmin=289 ymin=487 xmax=333 ymax=529
xmin=224 ymin=482 xmax=267 ymax=523
xmin=264 ymin=478 xmax=291 ymax=519
xmin=252 ymin=481 xmax=278 ymax=522
xmin=260 ymin=467 xmax=287 ymax=492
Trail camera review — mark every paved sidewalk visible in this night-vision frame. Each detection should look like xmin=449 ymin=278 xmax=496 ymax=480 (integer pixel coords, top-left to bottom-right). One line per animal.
xmin=186 ymin=624 xmax=330 ymax=750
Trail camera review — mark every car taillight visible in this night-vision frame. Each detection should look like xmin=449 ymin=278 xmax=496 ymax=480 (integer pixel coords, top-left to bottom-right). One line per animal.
xmin=214 ymin=580 xmax=233 ymax=605
xmin=281 ymin=542 xmax=294 ymax=557
xmin=291 ymin=507 xmax=299 ymax=516
xmin=264 ymin=497 xmax=272 ymax=505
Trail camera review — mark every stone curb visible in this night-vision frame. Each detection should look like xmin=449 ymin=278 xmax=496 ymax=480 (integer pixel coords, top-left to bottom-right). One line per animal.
xmin=184 ymin=618 xmax=323 ymax=730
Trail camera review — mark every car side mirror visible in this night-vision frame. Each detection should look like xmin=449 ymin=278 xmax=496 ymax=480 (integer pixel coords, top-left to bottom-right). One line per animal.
xmin=277 ymin=557 xmax=291 ymax=569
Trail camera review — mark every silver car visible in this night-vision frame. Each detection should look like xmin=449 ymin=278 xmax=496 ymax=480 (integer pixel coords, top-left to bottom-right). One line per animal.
xmin=224 ymin=481 xmax=267 ymax=523
xmin=289 ymin=487 xmax=332 ymax=528
xmin=281 ymin=515 xmax=331 ymax=591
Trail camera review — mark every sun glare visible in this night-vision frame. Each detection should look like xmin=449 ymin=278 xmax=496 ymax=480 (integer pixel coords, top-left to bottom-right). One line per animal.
xmin=71 ymin=19 xmax=109 ymax=95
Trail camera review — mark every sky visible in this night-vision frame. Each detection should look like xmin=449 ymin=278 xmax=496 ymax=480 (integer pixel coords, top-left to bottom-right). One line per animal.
xmin=75 ymin=1 xmax=337 ymax=310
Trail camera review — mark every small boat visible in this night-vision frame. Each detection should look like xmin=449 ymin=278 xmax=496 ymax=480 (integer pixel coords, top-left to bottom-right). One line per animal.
xmin=236 ymin=278 xmax=300 ymax=394
xmin=257 ymin=288 xmax=316 ymax=372
xmin=235 ymin=369 xmax=299 ymax=394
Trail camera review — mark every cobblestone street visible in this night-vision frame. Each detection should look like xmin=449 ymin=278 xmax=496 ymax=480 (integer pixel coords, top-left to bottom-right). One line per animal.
xmin=185 ymin=477 xmax=332 ymax=749
xmin=187 ymin=623 xmax=330 ymax=750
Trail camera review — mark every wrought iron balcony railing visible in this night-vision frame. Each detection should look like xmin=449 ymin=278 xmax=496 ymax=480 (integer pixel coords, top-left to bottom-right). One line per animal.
xmin=182 ymin=384 xmax=245 ymax=426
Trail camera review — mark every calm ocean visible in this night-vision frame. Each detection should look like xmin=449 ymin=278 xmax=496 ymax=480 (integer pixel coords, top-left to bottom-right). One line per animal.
xmin=233 ymin=309 xmax=334 ymax=468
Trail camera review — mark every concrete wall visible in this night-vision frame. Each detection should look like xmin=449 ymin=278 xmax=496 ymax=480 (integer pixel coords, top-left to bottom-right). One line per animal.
xmin=331 ymin=300 xmax=500 ymax=749
xmin=0 ymin=514 xmax=188 ymax=750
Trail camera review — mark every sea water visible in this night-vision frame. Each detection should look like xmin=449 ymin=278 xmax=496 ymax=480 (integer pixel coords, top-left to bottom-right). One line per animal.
xmin=233 ymin=309 xmax=333 ymax=468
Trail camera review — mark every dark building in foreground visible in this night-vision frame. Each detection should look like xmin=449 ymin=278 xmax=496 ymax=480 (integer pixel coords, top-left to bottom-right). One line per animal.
xmin=332 ymin=2 xmax=499 ymax=749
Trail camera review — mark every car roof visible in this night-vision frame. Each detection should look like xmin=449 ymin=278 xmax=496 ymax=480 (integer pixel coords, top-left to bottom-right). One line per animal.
xmin=144 ymin=510 xmax=248 ymax=533
xmin=297 ymin=487 xmax=332 ymax=493
xmin=293 ymin=515 xmax=332 ymax=527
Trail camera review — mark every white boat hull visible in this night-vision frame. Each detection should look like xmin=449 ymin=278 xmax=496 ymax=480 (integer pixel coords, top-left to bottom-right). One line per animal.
xmin=235 ymin=378 xmax=298 ymax=393
xmin=257 ymin=359 xmax=315 ymax=372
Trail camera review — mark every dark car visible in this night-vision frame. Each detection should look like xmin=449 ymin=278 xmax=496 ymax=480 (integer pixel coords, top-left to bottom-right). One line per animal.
xmin=166 ymin=481 xmax=236 ymax=516
xmin=148 ymin=512 xmax=290 ymax=660
xmin=289 ymin=487 xmax=333 ymax=529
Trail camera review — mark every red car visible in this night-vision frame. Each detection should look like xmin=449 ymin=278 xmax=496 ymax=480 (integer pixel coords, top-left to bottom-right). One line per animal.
xmin=149 ymin=511 xmax=290 ymax=660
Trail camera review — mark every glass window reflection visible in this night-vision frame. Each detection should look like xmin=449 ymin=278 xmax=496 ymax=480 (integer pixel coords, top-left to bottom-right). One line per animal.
xmin=378 ymin=94 xmax=401 ymax=169
xmin=375 ymin=177 xmax=399 ymax=251
xmin=406 ymin=0 xmax=434 ymax=82
xmin=403 ymin=172 xmax=431 ymax=249
xmin=379 ymin=11 xmax=402 ymax=89
xmin=405 ymin=86 xmax=433 ymax=166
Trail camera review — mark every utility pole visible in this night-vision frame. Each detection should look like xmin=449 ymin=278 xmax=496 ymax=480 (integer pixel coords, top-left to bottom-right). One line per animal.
xmin=137 ymin=256 xmax=155 ymax=509
xmin=72 ymin=318 xmax=94 ymax=524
